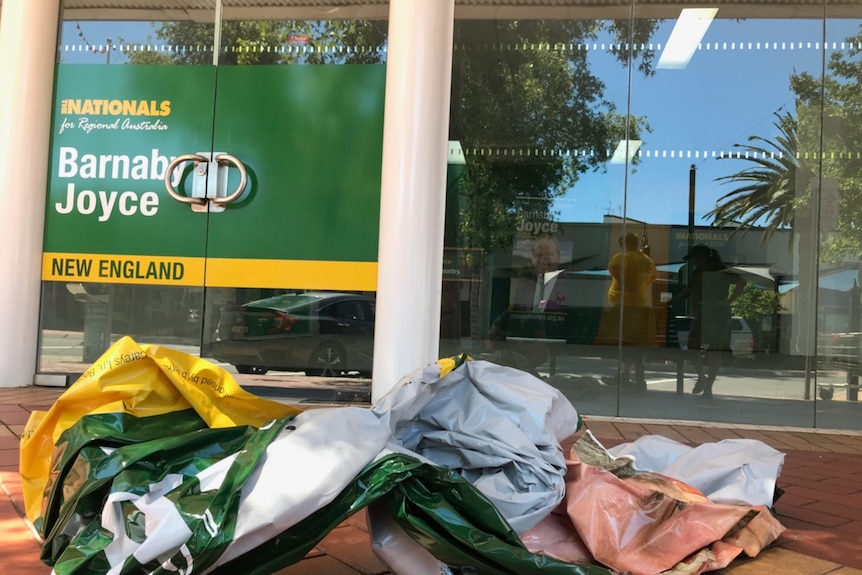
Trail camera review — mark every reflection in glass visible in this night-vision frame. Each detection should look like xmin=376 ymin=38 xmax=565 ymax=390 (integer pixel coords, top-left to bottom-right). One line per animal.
xmin=39 ymin=282 xmax=204 ymax=373
xmin=202 ymin=290 xmax=375 ymax=377
xmin=58 ymin=18 xmax=388 ymax=66
xmin=440 ymin=9 xmax=862 ymax=429
xmin=814 ymin=13 xmax=862 ymax=424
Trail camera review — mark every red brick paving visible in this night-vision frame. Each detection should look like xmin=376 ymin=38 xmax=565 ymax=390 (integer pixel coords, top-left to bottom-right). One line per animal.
xmin=3 ymin=388 xmax=862 ymax=574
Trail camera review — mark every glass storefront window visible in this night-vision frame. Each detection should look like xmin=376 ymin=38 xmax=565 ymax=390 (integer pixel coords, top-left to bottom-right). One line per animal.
xmin=38 ymin=0 xmax=862 ymax=429
xmin=442 ymin=2 xmax=862 ymax=430
xmin=815 ymin=10 xmax=862 ymax=425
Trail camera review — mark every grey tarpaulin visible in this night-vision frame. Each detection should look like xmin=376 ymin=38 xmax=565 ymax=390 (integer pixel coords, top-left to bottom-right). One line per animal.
xmin=372 ymin=359 xmax=579 ymax=534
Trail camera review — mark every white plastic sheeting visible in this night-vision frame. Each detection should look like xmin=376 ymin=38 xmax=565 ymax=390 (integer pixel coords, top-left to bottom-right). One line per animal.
xmin=207 ymin=407 xmax=391 ymax=571
xmin=608 ymin=435 xmax=785 ymax=507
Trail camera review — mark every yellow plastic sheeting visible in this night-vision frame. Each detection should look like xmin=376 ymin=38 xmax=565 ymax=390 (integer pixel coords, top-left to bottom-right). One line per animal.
xmin=20 ymin=336 xmax=300 ymax=525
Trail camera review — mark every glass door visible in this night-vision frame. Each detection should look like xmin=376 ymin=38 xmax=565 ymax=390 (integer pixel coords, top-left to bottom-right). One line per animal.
xmin=41 ymin=2 xmax=388 ymax=405
xmin=40 ymin=4 xmax=219 ymax=377
xmin=155 ymin=4 xmax=390 ymax=400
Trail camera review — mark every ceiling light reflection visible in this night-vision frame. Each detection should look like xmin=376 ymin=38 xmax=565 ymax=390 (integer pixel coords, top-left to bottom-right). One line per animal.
xmin=657 ymin=8 xmax=718 ymax=69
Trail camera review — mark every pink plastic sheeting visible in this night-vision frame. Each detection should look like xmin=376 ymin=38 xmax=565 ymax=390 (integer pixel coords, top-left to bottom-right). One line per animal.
xmin=521 ymin=458 xmax=785 ymax=575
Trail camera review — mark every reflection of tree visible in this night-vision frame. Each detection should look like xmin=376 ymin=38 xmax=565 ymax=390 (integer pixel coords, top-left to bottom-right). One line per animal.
xmin=730 ymin=284 xmax=783 ymax=353
xmin=450 ymin=20 xmax=659 ymax=345
xmin=129 ymin=17 xmax=660 ymax=344
xmin=791 ymin=28 xmax=862 ymax=265
xmin=709 ymin=25 xmax=862 ymax=356
xmin=708 ymin=111 xmax=814 ymax=241
xmin=708 ymin=111 xmax=818 ymax=356
xmin=129 ymin=18 xmax=658 ymax=252
xmin=126 ymin=20 xmax=386 ymax=65
xmin=453 ymin=20 xmax=657 ymax=253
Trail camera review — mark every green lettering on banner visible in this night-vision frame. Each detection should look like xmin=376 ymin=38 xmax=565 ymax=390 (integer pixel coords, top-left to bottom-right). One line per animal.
xmin=97 ymin=259 xmax=184 ymax=281
xmin=52 ymin=257 xmax=92 ymax=278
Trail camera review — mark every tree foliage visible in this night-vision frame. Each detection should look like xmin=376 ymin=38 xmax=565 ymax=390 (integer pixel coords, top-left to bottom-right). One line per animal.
xmin=730 ymin=284 xmax=783 ymax=352
xmin=791 ymin=27 xmax=862 ymax=264
xmin=452 ymin=19 xmax=657 ymax=252
xmin=126 ymin=20 xmax=386 ymax=66
xmin=731 ymin=284 xmax=783 ymax=323
xmin=709 ymin=24 xmax=862 ymax=267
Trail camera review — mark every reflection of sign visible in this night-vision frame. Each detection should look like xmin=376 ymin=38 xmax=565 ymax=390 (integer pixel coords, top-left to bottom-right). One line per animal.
xmin=443 ymin=248 xmax=482 ymax=281
xmin=83 ymin=301 xmax=110 ymax=363
xmin=512 ymin=238 xmax=574 ymax=267
xmin=507 ymin=310 xmax=568 ymax=339
xmin=673 ymin=230 xmax=730 ymax=249
xmin=516 ymin=219 xmax=560 ymax=234
xmin=289 ymin=33 xmax=310 ymax=45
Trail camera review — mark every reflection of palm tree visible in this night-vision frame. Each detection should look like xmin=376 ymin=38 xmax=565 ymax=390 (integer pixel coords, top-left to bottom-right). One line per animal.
xmin=707 ymin=111 xmax=818 ymax=359
xmin=707 ymin=111 xmax=815 ymax=241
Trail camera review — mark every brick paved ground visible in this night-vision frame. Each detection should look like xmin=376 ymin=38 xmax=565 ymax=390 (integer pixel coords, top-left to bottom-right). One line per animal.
xmin=2 ymin=388 xmax=861 ymax=575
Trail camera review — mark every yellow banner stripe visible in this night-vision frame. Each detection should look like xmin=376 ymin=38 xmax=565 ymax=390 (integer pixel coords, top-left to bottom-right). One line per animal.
xmin=42 ymin=253 xmax=205 ymax=286
xmin=205 ymin=258 xmax=378 ymax=291
xmin=42 ymin=253 xmax=378 ymax=290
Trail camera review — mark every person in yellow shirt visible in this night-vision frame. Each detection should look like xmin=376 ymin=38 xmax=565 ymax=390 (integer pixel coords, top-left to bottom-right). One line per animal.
xmin=608 ymin=233 xmax=658 ymax=307
xmin=607 ymin=233 xmax=658 ymax=390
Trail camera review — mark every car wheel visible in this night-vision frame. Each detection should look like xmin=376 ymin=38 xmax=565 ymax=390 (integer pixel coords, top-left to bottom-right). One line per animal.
xmin=235 ymin=364 xmax=269 ymax=375
xmin=307 ymin=343 xmax=346 ymax=377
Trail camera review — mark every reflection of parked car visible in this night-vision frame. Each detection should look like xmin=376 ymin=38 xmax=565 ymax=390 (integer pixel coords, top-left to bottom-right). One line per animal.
xmin=674 ymin=315 xmax=754 ymax=357
xmin=205 ymin=292 xmax=375 ymax=377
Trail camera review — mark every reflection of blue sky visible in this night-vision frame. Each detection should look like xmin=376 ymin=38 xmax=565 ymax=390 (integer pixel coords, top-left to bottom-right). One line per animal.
xmin=557 ymin=16 xmax=862 ymax=226
xmin=60 ymin=17 xmax=862 ymax=228
xmin=59 ymin=21 xmax=158 ymax=64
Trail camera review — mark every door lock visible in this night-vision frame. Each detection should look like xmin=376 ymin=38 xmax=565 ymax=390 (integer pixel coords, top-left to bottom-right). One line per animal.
xmin=164 ymin=152 xmax=248 ymax=213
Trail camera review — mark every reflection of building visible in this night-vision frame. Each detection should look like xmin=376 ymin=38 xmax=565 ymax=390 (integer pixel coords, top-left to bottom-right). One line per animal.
xmin=489 ymin=219 xmax=793 ymax=301
xmin=482 ymin=218 xmax=853 ymax=357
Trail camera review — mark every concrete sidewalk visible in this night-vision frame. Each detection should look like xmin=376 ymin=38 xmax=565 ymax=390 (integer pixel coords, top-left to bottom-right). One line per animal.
xmin=2 ymin=386 xmax=861 ymax=575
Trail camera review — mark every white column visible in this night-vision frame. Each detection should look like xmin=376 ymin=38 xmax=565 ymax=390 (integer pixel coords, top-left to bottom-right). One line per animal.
xmin=372 ymin=0 xmax=455 ymax=403
xmin=0 ymin=0 xmax=61 ymax=387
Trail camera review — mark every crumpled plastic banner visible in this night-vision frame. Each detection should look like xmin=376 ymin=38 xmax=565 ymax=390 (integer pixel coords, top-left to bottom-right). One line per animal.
xmin=521 ymin=457 xmax=785 ymax=575
xmin=23 ymin=338 xmax=785 ymax=575
xmin=373 ymin=359 xmax=581 ymax=534
xmin=20 ymin=336 xmax=300 ymax=531
xmin=24 ymin=338 xmax=609 ymax=575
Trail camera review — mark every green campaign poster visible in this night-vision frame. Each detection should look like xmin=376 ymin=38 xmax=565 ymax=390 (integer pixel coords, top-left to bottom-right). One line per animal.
xmin=43 ymin=64 xmax=385 ymax=290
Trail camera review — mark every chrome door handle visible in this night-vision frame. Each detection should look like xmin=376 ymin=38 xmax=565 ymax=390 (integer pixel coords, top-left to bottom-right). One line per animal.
xmin=164 ymin=153 xmax=209 ymax=208
xmin=163 ymin=152 xmax=249 ymax=212
xmin=211 ymin=153 xmax=248 ymax=207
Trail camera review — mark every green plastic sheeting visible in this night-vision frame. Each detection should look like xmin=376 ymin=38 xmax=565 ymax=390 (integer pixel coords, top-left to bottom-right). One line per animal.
xmin=40 ymin=409 xmax=610 ymax=575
